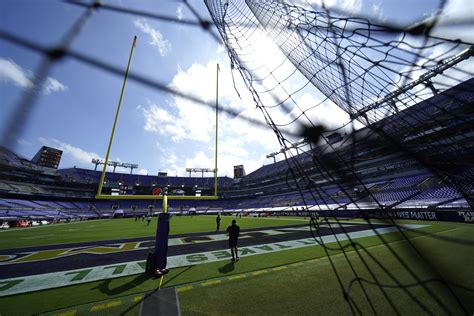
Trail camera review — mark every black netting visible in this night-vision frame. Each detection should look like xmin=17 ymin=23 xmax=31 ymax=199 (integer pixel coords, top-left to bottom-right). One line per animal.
xmin=205 ymin=0 xmax=474 ymax=313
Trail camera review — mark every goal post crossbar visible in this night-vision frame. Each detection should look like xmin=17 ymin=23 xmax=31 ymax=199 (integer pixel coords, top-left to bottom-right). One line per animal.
xmin=95 ymin=194 xmax=218 ymax=200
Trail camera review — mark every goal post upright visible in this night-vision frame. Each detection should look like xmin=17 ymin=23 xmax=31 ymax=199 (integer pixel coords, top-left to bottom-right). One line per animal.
xmin=214 ymin=63 xmax=220 ymax=198
xmin=97 ymin=35 xmax=137 ymax=197
xmin=162 ymin=194 xmax=168 ymax=213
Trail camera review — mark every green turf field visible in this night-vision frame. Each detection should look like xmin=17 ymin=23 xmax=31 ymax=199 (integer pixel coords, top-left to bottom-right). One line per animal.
xmin=0 ymin=215 xmax=307 ymax=249
xmin=0 ymin=217 xmax=472 ymax=315
xmin=179 ymin=221 xmax=474 ymax=315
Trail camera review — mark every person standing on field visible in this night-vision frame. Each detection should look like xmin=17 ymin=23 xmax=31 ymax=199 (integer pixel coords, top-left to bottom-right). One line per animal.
xmin=226 ymin=219 xmax=240 ymax=262
xmin=216 ymin=214 xmax=221 ymax=231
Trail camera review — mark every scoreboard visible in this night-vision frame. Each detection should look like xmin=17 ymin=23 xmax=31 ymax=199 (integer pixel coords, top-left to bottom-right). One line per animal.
xmin=31 ymin=146 xmax=62 ymax=169
xmin=233 ymin=165 xmax=246 ymax=179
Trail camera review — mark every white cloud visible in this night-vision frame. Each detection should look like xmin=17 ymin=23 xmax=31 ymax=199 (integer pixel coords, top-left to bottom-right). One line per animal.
xmin=38 ymin=137 xmax=101 ymax=166
xmin=306 ymin=0 xmax=362 ymax=14
xmin=0 ymin=57 xmax=67 ymax=95
xmin=43 ymin=77 xmax=67 ymax=95
xmin=216 ymin=44 xmax=225 ymax=54
xmin=141 ymin=61 xmax=236 ymax=143
xmin=159 ymin=150 xmax=181 ymax=176
xmin=176 ymin=4 xmax=184 ymax=20
xmin=370 ymin=2 xmax=386 ymax=22
xmin=143 ymin=105 xmax=174 ymax=129
xmin=0 ymin=58 xmax=33 ymax=88
xmin=182 ymin=150 xmax=263 ymax=178
xmin=17 ymin=138 xmax=32 ymax=146
xmin=134 ymin=19 xmax=171 ymax=57
xmin=295 ymin=94 xmax=354 ymax=130
xmin=139 ymin=59 xmax=284 ymax=176
xmin=226 ymin=105 xmax=283 ymax=151
xmin=138 ymin=53 xmax=365 ymax=176
xmin=137 ymin=168 xmax=148 ymax=175
xmin=219 ymin=137 xmax=248 ymax=158
xmin=305 ymin=0 xmax=388 ymax=22
xmin=397 ymin=0 xmax=474 ymax=87
xmin=185 ymin=151 xmax=212 ymax=169
xmin=432 ymin=0 xmax=474 ymax=43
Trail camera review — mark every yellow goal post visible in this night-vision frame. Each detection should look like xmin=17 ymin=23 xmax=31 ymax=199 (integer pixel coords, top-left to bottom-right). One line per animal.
xmin=95 ymin=36 xmax=220 ymax=206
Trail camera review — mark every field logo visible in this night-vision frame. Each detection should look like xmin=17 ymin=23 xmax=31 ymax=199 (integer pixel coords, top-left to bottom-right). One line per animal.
xmin=0 ymin=226 xmax=313 ymax=265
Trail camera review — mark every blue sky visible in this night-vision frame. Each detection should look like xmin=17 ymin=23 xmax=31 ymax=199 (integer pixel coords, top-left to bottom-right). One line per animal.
xmin=0 ymin=0 xmax=471 ymax=177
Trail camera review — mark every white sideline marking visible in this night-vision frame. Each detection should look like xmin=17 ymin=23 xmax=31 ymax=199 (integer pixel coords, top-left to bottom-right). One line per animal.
xmin=0 ymin=219 xmax=111 ymax=233
xmin=0 ymin=224 xmax=426 ymax=297
xmin=20 ymin=234 xmax=55 ymax=240
xmin=244 ymin=217 xmax=308 ymax=222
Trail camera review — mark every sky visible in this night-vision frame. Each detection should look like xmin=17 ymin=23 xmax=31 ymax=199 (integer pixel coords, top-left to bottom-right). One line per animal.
xmin=0 ymin=0 xmax=472 ymax=178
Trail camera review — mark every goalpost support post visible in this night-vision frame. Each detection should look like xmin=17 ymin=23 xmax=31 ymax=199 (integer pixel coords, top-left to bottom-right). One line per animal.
xmin=162 ymin=194 xmax=168 ymax=214
xmin=158 ymin=195 xmax=168 ymax=288
xmin=154 ymin=194 xmax=170 ymax=276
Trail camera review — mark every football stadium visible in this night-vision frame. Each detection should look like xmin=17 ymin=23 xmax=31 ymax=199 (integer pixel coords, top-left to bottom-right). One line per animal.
xmin=0 ymin=1 xmax=473 ymax=315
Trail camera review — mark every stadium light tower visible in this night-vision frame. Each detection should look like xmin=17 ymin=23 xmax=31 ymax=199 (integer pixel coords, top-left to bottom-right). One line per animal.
xmin=353 ymin=46 xmax=474 ymax=123
xmin=266 ymin=138 xmax=309 ymax=162
xmin=122 ymin=162 xmax=138 ymax=174
xmin=91 ymin=158 xmax=138 ymax=174
xmin=186 ymin=167 xmax=216 ymax=177
xmin=92 ymin=158 xmax=101 ymax=171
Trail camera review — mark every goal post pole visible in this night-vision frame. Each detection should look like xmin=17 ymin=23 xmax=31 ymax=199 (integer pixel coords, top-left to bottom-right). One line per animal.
xmin=95 ymin=194 xmax=218 ymax=200
xmin=154 ymin=193 xmax=169 ymax=275
xmin=214 ymin=63 xmax=219 ymax=197
xmin=97 ymin=35 xmax=137 ymax=197
xmin=162 ymin=194 xmax=168 ymax=213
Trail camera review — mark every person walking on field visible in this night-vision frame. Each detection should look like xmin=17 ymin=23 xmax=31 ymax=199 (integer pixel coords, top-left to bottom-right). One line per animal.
xmin=226 ymin=219 xmax=240 ymax=262
xmin=216 ymin=214 xmax=221 ymax=232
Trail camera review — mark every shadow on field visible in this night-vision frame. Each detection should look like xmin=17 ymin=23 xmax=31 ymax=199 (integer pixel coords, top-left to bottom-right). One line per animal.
xmin=218 ymin=261 xmax=235 ymax=274
xmin=95 ymin=273 xmax=150 ymax=296
xmin=119 ymin=266 xmax=195 ymax=315
xmin=162 ymin=266 xmax=194 ymax=287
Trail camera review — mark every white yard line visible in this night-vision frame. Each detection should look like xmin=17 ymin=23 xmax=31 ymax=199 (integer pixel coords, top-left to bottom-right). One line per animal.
xmin=0 ymin=219 xmax=111 ymax=233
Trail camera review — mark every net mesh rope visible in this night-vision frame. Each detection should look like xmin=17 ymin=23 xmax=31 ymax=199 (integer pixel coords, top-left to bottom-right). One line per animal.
xmin=204 ymin=0 xmax=474 ymax=313
xmin=204 ymin=0 xmax=473 ymax=209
